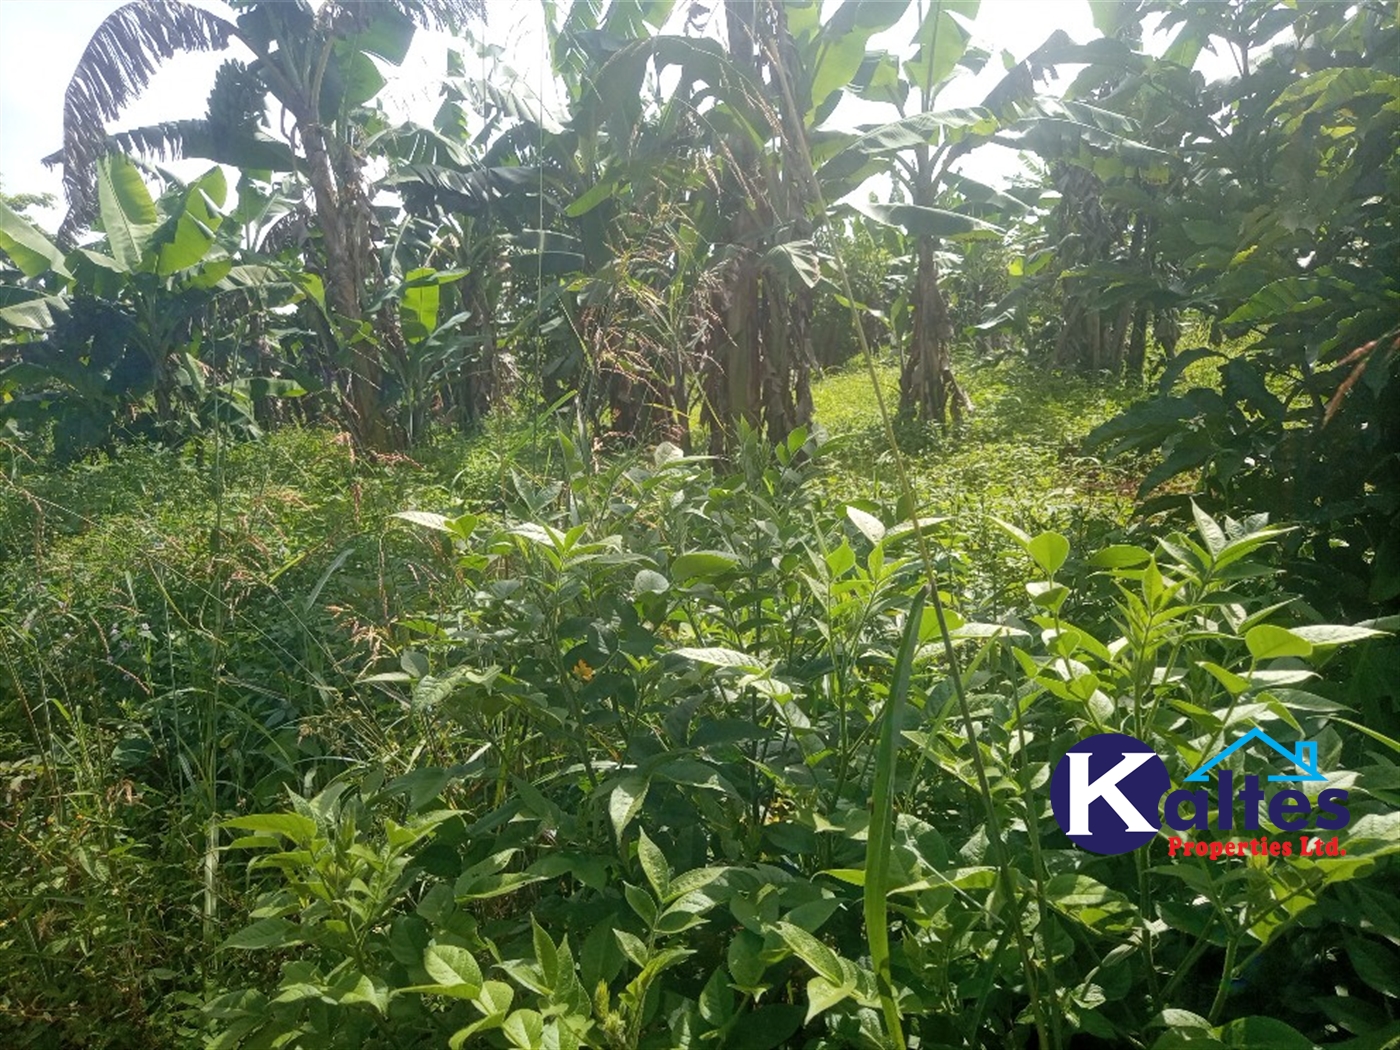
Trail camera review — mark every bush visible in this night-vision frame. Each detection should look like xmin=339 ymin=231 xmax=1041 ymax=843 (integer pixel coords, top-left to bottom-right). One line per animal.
xmin=205 ymin=428 xmax=1398 ymax=1049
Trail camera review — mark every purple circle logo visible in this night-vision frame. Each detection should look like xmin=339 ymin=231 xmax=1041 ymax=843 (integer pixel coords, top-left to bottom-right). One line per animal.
xmin=1051 ymin=732 xmax=1169 ymax=854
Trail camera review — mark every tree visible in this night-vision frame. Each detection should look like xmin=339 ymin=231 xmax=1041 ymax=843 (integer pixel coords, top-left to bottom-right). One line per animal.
xmin=47 ymin=0 xmax=484 ymax=448
xmin=1080 ymin=0 xmax=1400 ymax=618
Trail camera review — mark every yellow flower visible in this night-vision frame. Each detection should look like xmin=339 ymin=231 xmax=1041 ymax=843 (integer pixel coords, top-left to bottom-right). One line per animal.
xmin=572 ymin=658 xmax=594 ymax=682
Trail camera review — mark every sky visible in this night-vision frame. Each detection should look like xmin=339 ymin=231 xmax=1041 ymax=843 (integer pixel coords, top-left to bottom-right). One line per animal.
xmin=0 ymin=0 xmax=1236 ymax=233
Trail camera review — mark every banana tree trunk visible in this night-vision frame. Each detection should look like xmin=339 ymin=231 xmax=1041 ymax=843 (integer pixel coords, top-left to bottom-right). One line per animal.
xmin=900 ymin=232 xmax=958 ymax=423
xmin=300 ymin=118 xmax=404 ymax=449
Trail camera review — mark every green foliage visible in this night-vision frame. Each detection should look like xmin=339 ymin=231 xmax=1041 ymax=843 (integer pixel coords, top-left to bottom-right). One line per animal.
xmin=191 ymin=430 xmax=1395 ymax=1049
xmin=4 ymin=2 xmax=1400 ymax=1047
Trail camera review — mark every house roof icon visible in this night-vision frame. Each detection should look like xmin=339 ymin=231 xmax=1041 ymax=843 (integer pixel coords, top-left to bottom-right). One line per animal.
xmin=1183 ymin=727 xmax=1326 ymax=783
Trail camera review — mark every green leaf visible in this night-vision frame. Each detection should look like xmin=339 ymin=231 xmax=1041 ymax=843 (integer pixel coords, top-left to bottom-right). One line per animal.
xmin=335 ymin=971 xmax=389 ymax=1015
xmin=671 ymin=551 xmax=739 ymax=580
xmin=774 ymin=921 xmax=843 ymax=985
xmin=624 ymin=881 xmax=658 ymax=926
xmin=424 ymin=944 xmax=483 ymax=991
xmin=222 ymin=917 xmax=304 ymax=951
xmin=1028 ymin=531 xmax=1070 ymax=575
xmin=905 ymin=0 xmax=980 ymax=96
xmin=672 ymin=647 xmax=764 ymax=671
xmin=636 ymin=829 xmax=670 ymax=900
xmin=864 ymin=587 xmax=922 ymax=1048
xmin=0 ymin=198 xmax=70 ymax=278
xmin=634 ymin=568 xmax=669 ymax=594
xmin=1089 ymin=0 xmax=1135 ymax=37
xmin=1222 ymin=277 xmax=1328 ymax=325
xmin=856 ymin=201 xmax=1003 ymax=240
xmin=394 ymin=510 xmax=453 ymax=532
xmin=698 ymin=966 xmax=735 ymax=1025
xmin=763 ymin=241 xmax=821 ymax=289
xmin=222 ymin=812 xmax=317 ymax=846
xmin=154 ymin=167 xmax=226 ymax=275
xmin=96 ymin=154 xmax=158 ymax=273
xmin=1191 ymin=502 xmax=1226 ymax=557
xmin=1290 ymin=625 xmax=1387 ymax=647
xmin=1088 ymin=544 xmax=1151 ymax=568
xmin=609 ymin=775 xmax=649 ymax=842
xmin=805 ymin=975 xmax=852 ymax=1024
xmin=1331 ymin=717 xmax=1400 ymax=758
xmin=502 ymin=1007 xmax=545 ymax=1050
xmin=0 ymin=292 xmax=65 ymax=330
xmin=846 ymin=505 xmax=886 ymax=544
xmin=1346 ymin=937 xmax=1400 ymax=998
xmin=1245 ymin=625 xmax=1314 ymax=661
xmin=401 ymin=266 xmax=441 ymax=338
xmin=818 ymin=109 xmax=996 ymax=198
xmin=1216 ymin=1016 xmax=1317 ymax=1048
xmin=809 ymin=0 xmax=913 ymax=112
xmin=1198 ymin=661 xmax=1250 ymax=698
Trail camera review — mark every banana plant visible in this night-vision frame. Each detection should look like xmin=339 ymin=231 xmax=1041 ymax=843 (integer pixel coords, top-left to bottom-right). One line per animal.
xmin=0 ymin=155 xmax=303 ymax=456
xmin=48 ymin=0 xmax=486 ymax=448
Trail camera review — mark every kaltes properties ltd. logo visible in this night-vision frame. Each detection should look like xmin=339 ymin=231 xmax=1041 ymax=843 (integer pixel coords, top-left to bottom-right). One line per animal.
xmin=1049 ymin=729 xmax=1350 ymax=858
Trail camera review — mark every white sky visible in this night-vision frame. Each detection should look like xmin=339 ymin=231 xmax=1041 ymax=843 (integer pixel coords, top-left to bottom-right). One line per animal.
xmin=0 ymin=0 xmax=1236 ymax=232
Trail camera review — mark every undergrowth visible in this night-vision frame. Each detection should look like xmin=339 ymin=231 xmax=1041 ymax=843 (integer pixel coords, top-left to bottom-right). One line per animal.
xmin=1 ymin=365 xmax=1396 ymax=1049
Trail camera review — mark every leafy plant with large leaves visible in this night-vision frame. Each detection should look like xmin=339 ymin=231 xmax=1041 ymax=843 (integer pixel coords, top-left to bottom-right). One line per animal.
xmin=0 ymin=155 xmax=310 ymax=456
xmin=1077 ymin=1 xmax=1400 ymax=622
xmin=45 ymin=0 xmax=486 ymax=448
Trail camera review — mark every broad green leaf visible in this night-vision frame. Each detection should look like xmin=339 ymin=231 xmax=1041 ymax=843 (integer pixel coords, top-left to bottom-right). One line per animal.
xmin=154 ymin=167 xmax=226 ymax=275
xmin=636 ymin=828 xmax=670 ymax=900
xmin=1245 ymin=625 xmax=1313 ymax=661
xmin=0 ymin=292 xmax=65 ymax=330
xmin=634 ymin=568 xmax=669 ymax=594
xmin=609 ymin=775 xmax=649 ymax=841
xmin=698 ymin=966 xmax=735 ymax=1026
xmin=1088 ymin=544 xmax=1151 ymax=568
xmin=819 ymin=108 xmax=996 ymax=194
xmin=1331 ymin=717 xmax=1400 ymax=758
xmin=1346 ymin=936 xmax=1400 ymax=998
xmin=1191 ymin=502 xmax=1226 ymax=557
xmin=96 ymin=154 xmax=158 ymax=272
xmin=905 ymin=0 xmax=979 ymax=96
xmin=672 ymin=647 xmax=764 ymax=671
xmin=401 ymin=266 xmax=441 ymax=339
xmin=0 ymin=199 xmax=70 ymax=278
xmin=809 ymin=0 xmax=912 ymax=112
xmin=1089 ymin=0 xmax=1135 ymax=37
xmin=1222 ymin=277 xmax=1328 ymax=325
xmin=564 ymin=178 xmax=621 ymax=218
xmin=335 ymin=971 xmax=389 ymax=1015
xmin=1290 ymin=625 xmax=1387 ymax=647
xmin=1198 ymin=661 xmax=1250 ymax=697
xmin=424 ymin=944 xmax=483 ymax=991
xmin=671 ymin=550 xmax=739 ymax=580
xmin=774 ymin=921 xmax=842 ymax=985
xmin=222 ymin=917 xmax=304 ymax=951
xmin=856 ymin=201 xmax=1003 ymax=240
xmin=394 ymin=510 xmax=453 ymax=532
xmin=1216 ymin=1016 xmax=1316 ymax=1048
xmin=805 ymin=975 xmax=852 ymax=1024
xmin=763 ymin=241 xmax=821 ymax=289
xmin=846 ymin=505 xmax=886 ymax=544
xmin=1028 ymin=531 xmax=1070 ymax=575
xmin=501 ymin=1007 xmax=545 ymax=1050
xmin=222 ymin=812 xmax=317 ymax=846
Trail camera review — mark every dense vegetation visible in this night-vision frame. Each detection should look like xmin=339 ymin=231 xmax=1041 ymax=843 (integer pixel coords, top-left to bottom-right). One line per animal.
xmin=1 ymin=1 xmax=1398 ymax=1047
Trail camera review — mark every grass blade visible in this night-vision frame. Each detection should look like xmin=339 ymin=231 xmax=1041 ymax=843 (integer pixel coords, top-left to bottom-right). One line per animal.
xmin=865 ymin=587 xmax=924 ymax=1050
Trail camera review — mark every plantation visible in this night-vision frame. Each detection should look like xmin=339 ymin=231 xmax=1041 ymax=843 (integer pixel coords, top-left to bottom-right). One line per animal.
xmin=1 ymin=1 xmax=1398 ymax=1048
